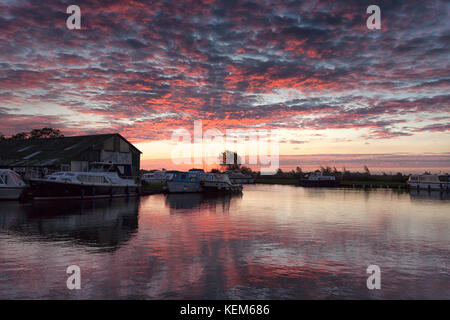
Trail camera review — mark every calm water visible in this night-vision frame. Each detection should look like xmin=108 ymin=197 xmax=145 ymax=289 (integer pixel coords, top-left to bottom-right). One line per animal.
xmin=0 ymin=185 xmax=449 ymax=299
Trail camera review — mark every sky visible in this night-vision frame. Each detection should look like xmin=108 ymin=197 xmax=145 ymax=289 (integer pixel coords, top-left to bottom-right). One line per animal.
xmin=0 ymin=0 xmax=449 ymax=172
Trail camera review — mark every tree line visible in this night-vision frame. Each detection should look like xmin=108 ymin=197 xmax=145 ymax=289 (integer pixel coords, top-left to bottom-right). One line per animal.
xmin=0 ymin=128 xmax=64 ymax=141
xmin=215 ymin=151 xmax=411 ymax=182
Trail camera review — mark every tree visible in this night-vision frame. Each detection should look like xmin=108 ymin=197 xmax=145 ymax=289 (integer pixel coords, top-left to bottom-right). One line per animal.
xmin=0 ymin=134 xmax=5 ymax=141
xmin=320 ymin=166 xmax=332 ymax=175
xmin=240 ymin=166 xmax=253 ymax=175
xmin=3 ymin=128 xmax=64 ymax=140
xmin=363 ymin=165 xmax=371 ymax=176
xmin=10 ymin=132 xmax=30 ymax=140
xmin=30 ymin=127 xmax=64 ymax=139
xmin=292 ymin=166 xmax=303 ymax=178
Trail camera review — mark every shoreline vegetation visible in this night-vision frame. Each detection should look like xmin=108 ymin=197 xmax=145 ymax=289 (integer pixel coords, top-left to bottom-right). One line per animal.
xmin=252 ymin=166 xmax=411 ymax=189
xmin=141 ymin=181 xmax=166 ymax=194
xmin=253 ymin=165 xmax=409 ymax=188
xmin=254 ymin=178 xmax=406 ymax=188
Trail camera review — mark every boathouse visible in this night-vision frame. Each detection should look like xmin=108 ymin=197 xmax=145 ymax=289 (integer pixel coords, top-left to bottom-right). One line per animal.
xmin=0 ymin=133 xmax=141 ymax=179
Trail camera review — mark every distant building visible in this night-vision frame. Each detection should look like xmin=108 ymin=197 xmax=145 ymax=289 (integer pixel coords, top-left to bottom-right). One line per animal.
xmin=0 ymin=133 xmax=141 ymax=179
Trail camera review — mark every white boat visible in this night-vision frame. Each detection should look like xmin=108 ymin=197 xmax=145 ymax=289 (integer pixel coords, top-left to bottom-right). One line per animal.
xmin=201 ymin=173 xmax=243 ymax=193
xmin=407 ymin=174 xmax=450 ymax=191
xmin=167 ymin=170 xmax=243 ymax=193
xmin=141 ymin=169 xmax=175 ymax=184
xmin=0 ymin=169 xmax=28 ymax=200
xmin=30 ymin=164 xmax=139 ymax=200
xmin=225 ymin=170 xmax=255 ymax=184
xmin=299 ymin=171 xmax=340 ymax=188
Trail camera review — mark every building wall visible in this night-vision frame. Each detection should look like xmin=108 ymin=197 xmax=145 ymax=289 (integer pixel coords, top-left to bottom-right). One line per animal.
xmin=72 ymin=135 xmax=140 ymax=176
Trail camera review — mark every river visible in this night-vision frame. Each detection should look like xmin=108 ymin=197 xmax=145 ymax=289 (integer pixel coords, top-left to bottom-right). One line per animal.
xmin=0 ymin=185 xmax=448 ymax=299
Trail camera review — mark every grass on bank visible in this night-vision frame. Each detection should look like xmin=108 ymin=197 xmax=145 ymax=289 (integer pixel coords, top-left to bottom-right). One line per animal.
xmin=141 ymin=181 xmax=165 ymax=194
xmin=255 ymin=178 xmax=407 ymax=188
xmin=255 ymin=178 xmax=299 ymax=185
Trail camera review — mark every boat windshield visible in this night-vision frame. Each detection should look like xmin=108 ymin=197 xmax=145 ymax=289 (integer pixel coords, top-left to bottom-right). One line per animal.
xmin=77 ymin=175 xmax=109 ymax=184
xmin=0 ymin=171 xmax=23 ymax=185
xmin=10 ymin=171 xmax=24 ymax=185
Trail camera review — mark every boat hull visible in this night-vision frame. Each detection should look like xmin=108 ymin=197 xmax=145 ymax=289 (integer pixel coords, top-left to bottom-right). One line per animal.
xmin=30 ymin=180 xmax=139 ymax=200
xmin=142 ymin=178 xmax=167 ymax=184
xmin=167 ymin=181 xmax=243 ymax=193
xmin=229 ymin=178 xmax=255 ymax=184
xmin=0 ymin=187 xmax=26 ymax=200
xmin=407 ymin=182 xmax=450 ymax=191
xmin=166 ymin=181 xmax=203 ymax=193
xmin=201 ymin=181 xmax=243 ymax=193
xmin=299 ymin=179 xmax=340 ymax=188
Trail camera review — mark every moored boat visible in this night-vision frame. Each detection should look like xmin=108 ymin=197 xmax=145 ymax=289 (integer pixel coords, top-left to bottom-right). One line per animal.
xmin=141 ymin=169 xmax=176 ymax=184
xmin=299 ymin=171 xmax=340 ymax=188
xmin=225 ymin=170 xmax=255 ymax=184
xmin=29 ymin=165 xmax=139 ymax=200
xmin=407 ymin=174 xmax=450 ymax=191
xmin=166 ymin=170 xmax=203 ymax=193
xmin=167 ymin=170 xmax=243 ymax=193
xmin=0 ymin=169 xmax=28 ymax=200
xmin=200 ymin=173 xmax=243 ymax=193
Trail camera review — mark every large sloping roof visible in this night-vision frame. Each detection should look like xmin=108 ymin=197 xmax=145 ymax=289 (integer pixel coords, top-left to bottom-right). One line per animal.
xmin=0 ymin=133 xmax=141 ymax=167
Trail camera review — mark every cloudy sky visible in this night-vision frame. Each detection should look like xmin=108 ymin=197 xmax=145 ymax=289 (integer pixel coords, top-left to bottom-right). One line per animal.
xmin=0 ymin=0 xmax=449 ymax=171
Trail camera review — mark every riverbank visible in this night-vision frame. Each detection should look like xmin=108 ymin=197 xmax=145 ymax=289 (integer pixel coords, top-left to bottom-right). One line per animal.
xmin=255 ymin=177 xmax=408 ymax=189
xmin=254 ymin=178 xmax=299 ymax=185
xmin=141 ymin=181 xmax=166 ymax=194
xmin=142 ymin=177 xmax=409 ymax=192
